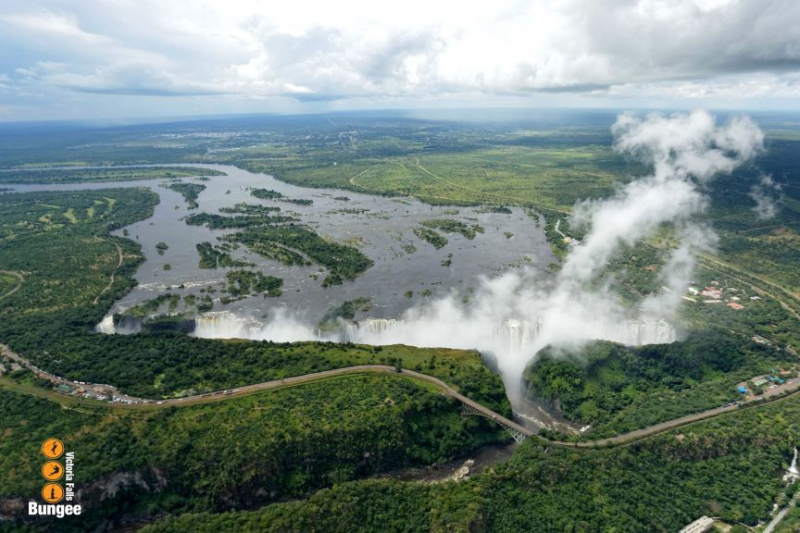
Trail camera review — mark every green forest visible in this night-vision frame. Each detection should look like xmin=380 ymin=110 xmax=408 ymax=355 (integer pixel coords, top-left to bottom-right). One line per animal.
xmin=164 ymin=181 xmax=207 ymax=209
xmin=0 ymin=374 xmax=506 ymax=533
xmin=525 ymin=329 xmax=797 ymax=438
xmin=138 ymin=389 xmax=800 ymax=533
xmin=184 ymin=201 xmax=372 ymax=286
xmin=0 ymin=166 xmax=223 ymax=185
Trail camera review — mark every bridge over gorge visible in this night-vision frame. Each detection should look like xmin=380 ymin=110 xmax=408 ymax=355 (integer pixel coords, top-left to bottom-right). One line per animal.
xmin=5 ymin=345 xmax=800 ymax=448
xmin=0 ymin=346 xmax=535 ymax=442
xmin=388 ymin=367 xmax=534 ymax=443
xmin=460 ymin=402 xmax=532 ymax=443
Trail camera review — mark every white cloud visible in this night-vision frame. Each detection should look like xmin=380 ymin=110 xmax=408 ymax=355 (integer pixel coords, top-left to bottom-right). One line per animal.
xmin=1 ymin=10 xmax=110 ymax=45
xmin=749 ymin=174 xmax=783 ymax=219
xmin=17 ymin=60 xmax=220 ymax=96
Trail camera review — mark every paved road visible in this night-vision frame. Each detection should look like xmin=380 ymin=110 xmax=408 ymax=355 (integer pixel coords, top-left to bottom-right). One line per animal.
xmin=763 ymin=495 xmax=798 ymax=533
xmin=0 ymin=344 xmax=530 ymax=430
xmin=165 ymin=365 xmax=532 ymax=436
xmin=3 ymin=343 xmax=800 ymax=448
xmin=556 ymin=375 xmax=800 ymax=448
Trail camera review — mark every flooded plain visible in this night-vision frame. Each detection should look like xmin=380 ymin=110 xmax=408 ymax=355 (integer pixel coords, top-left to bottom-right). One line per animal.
xmin=3 ymin=164 xmax=556 ymax=326
xmin=3 ymin=164 xmax=574 ymax=430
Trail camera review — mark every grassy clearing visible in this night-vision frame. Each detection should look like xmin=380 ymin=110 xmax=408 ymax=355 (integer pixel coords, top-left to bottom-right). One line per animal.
xmin=63 ymin=207 xmax=78 ymax=224
xmin=0 ymin=272 xmax=21 ymax=298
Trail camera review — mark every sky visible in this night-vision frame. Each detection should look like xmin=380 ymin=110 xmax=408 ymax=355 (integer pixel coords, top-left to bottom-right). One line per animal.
xmin=1 ymin=0 xmax=799 ymax=122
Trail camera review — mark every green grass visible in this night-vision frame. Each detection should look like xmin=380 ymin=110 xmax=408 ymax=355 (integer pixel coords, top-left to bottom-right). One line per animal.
xmin=0 ymin=272 xmax=20 ymax=298
xmin=241 ymin=146 xmax=629 ymax=210
xmin=63 ymin=207 xmax=78 ymax=224
xmin=0 ymin=166 xmax=224 ymax=184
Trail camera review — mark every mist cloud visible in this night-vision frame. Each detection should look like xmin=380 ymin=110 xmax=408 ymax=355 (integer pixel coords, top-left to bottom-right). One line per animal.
xmin=749 ymin=174 xmax=783 ymax=219
xmin=186 ymin=110 xmax=766 ymax=400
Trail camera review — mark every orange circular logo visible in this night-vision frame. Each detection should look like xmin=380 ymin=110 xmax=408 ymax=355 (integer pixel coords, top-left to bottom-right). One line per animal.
xmin=41 ymin=438 xmax=64 ymax=459
xmin=41 ymin=483 xmax=64 ymax=503
xmin=41 ymin=461 xmax=64 ymax=481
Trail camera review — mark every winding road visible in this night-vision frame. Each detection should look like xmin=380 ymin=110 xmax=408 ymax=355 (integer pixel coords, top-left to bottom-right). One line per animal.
xmin=3 ymin=344 xmax=800 ymax=449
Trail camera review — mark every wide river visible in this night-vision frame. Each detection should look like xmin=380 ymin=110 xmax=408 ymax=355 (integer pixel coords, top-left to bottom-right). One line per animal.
xmin=4 ymin=164 xmax=556 ymax=326
xmin=3 ymin=164 xmax=584 ymax=432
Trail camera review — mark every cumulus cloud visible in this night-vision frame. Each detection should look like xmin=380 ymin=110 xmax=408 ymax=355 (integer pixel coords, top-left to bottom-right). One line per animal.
xmin=749 ymin=174 xmax=783 ymax=219
xmin=1 ymin=0 xmax=800 ymax=116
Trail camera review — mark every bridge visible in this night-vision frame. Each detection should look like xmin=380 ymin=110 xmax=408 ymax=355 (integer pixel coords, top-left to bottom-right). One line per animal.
xmin=460 ymin=402 xmax=532 ymax=443
xmin=1 ymin=345 xmax=535 ymax=443
xmin=369 ymin=367 xmax=534 ymax=443
xmin=7 ymin=344 xmax=800 ymax=449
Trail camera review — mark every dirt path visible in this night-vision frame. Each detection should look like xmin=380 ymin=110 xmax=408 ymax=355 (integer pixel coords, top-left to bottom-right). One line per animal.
xmin=0 ymin=271 xmax=23 ymax=301
xmin=763 ymin=494 xmax=798 ymax=533
xmin=348 ymin=163 xmax=382 ymax=188
xmin=409 ymin=158 xmax=520 ymax=205
xmin=92 ymin=242 xmax=123 ymax=305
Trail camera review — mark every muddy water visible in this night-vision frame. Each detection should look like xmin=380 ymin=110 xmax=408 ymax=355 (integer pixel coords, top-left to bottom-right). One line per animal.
xmin=3 ymin=164 xmax=572 ymax=430
xmin=3 ymin=164 xmax=555 ymax=324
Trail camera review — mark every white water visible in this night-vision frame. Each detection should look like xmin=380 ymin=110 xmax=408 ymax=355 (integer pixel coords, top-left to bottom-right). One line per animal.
xmin=96 ymin=315 xmax=116 ymax=335
xmin=194 ymin=310 xmax=327 ymax=343
xmin=190 ymin=309 xmax=677 ymax=395
xmin=786 ymin=447 xmax=799 ymax=483
xmin=192 ymin=311 xmax=675 ymax=350
xmin=344 ymin=316 xmax=675 ymax=353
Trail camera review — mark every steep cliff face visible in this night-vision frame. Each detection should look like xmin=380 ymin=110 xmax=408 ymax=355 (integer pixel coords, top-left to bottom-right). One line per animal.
xmin=0 ymin=497 xmax=24 ymax=520
xmin=76 ymin=469 xmax=168 ymax=503
xmin=346 ymin=316 xmax=676 ymax=352
xmin=0 ymin=469 xmax=165 ymax=524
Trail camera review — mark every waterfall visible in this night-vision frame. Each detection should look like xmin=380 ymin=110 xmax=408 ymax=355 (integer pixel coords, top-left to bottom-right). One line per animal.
xmin=786 ymin=448 xmax=799 ymax=483
xmin=94 ymin=313 xmax=143 ymax=335
xmin=193 ymin=310 xmax=324 ymax=342
xmin=100 ymin=310 xmax=676 ymax=353
xmin=344 ymin=316 xmax=676 ymax=352
xmin=194 ymin=312 xmax=264 ymax=339
xmin=95 ymin=314 xmax=116 ymax=334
